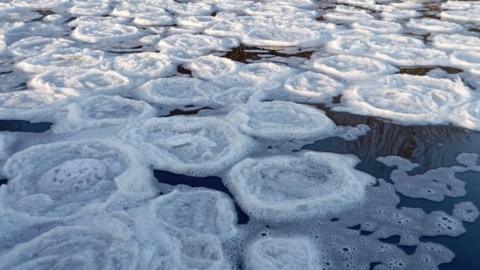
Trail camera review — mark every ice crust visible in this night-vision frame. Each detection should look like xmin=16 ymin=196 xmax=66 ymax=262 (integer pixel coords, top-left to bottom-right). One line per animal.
xmin=1 ymin=1 xmax=480 ymax=269
xmin=225 ymin=151 xmax=375 ymax=221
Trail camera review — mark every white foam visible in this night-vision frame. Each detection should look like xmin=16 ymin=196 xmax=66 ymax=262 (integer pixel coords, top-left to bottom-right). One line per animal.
xmin=310 ymin=55 xmax=398 ymax=81
xmin=120 ymin=116 xmax=255 ymax=176
xmin=2 ymin=139 xmax=157 ymax=216
xmin=246 ymin=236 xmax=319 ymax=270
xmin=150 ymin=189 xmax=237 ymax=240
xmin=53 ymin=95 xmax=157 ymax=133
xmin=227 ymin=101 xmax=337 ymax=141
xmin=336 ymin=75 xmax=472 ymax=125
xmin=224 ymin=151 xmax=375 ymax=221
xmin=282 ymin=71 xmax=344 ymax=103
xmin=136 ymin=77 xmax=220 ymax=107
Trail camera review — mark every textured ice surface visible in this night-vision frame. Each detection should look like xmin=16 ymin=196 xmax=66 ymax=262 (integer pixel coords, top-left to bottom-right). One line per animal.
xmin=53 ymin=95 xmax=157 ymax=133
xmin=227 ymin=101 xmax=337 ymax=140
xmin=16 ymin=47 xmax=107 ymax=73
xmin=433 ymin=34 xmax=480 ymax=51
xmin=111 ymin=52 xmax=175 ymax=79
xmin=30 ymin=69 xmax=131 ymax=96
xmin=310 ymin=54 xmax=398 ymax=81
xmin=8 ymin=36 xmax=74 ymax=58
xmin=150 ymin=189 xmax=237 ymax=240
xmin=282 ymin=71 xmax=345 ymax=103
xmin=120 ymin=116 xmax=255 ymax=176
xmin=2 ymin=140 xmax=156 ymax=216
xmin=246 ymin=237 xmax=319 ymax=270
xmin=336 ymin=75 xmax=472 ymax=125
xmin=136 ymin=77 xmax=220 ymax=107
xmin=225 ymin=151 xmax=375 ymax=221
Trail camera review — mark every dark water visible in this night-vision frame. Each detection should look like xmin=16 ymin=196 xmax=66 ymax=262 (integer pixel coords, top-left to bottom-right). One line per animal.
xmin=0 ymin=120 xmax=52 ymax=133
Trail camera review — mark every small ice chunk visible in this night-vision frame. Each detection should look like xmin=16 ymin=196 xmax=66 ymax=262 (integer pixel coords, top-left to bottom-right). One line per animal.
xmin=150 ymin=189 xmax=237 ymax=240
xmin=227 ymin=101 xmax=337 ymax=141
xmin=225 ymin=151 xmax=375 ymax=221
xmin=311 ymin=55 xmax=398 ymax=81
xmin=0 ymin=90 xmax=68 ymax=121
xmin=246 ymin=237 xmax=320 ymax=270
xmin=283 ymin=71 xmax=345 ymax=103
xmin=453 ymin=202 xmax=479 ymax=223
xmin=120 ymin=116 xmax=255 ymax=176
xmin=174 ymin=233 xmax=229 ymax=270
xmin=336 ymin=75 xmax=472 ymax=125
xmin=136 ymin=77 xmax=220 ymax=107
xmin=53 ymin=95 xmax=157 ymax=133
xmin=2 ymin=139 xmax=156 ymax=216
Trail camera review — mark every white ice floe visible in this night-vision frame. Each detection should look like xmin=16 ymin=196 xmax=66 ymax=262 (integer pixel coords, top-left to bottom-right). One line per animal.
xmin=212 ymin=86 xmax=265 ymax=109
xmin=336 ymin=74 xmax=472 ymax=125
xmin=173 ymin=232 xmax=229 ymax=270
xmin=136 ymin=77 xmax=220 ymax=107
xmin=246 ymin=237 xmax=319 ymax=270
xmin=2 ymin=139 xmax=157 ymax=216
xmin=53 ymin=95 xmax=157 ymax=133
xmin=452 ymin=100 xmax=480 ymax=131
xmin=150 ymin=189 xmax=237 ymax=240
xmin=0 ymin=90 xmax=69 ymax=121
xmin=8 ymin=36 xmax=74 ymax=58
xmin=441 ymin=7 xmax=480 ymax=24
xmin=185 ymin=55 xmax=239 ymax=81
xmin=16 ymin=47 xmax=107 ymax=73
xmin=433 ymin=34 xmax=480 ymax=51
xmin=406 ymin=18 xmax=463 ymax=33
xmin=0 ymin=225 xmax=140 ymax=270
xmin=68 ymin=0 xmax=112 ymax=16
xmin=227 ymin=101 xmax=337 ymax=141
xmin=157 ymin=33 xmax=238 ymax=55
xmin=120 ymin=116 xmax=255 ymax=176
xmin=224 ymin=151 xmax=375 ymax=220
xmin=282 ymin=71 xmax=344 ymax=103
xmin=352 ymin=19 xmax=403 ymax=34
xmin=71 ymin=19 xmax=141 ymax=44
xmin=111 ymin=52 xmax=175 ymax=79
xmin=450 ymin=50 xmax=480 ymax=70
xmin=29 ymin=69 xmax=131 ymax=96
xmin=310 ymin=54 xmax=398 ymax=81
xmin=242 ymin=26 xmax=330 ymax=47
xmin=373 ymin=47 xmax=449 ymax=66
